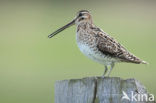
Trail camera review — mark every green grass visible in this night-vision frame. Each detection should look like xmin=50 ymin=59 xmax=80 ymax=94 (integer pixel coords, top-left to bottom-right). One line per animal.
xmin=0 ymin=0 xmax=156 ymax=103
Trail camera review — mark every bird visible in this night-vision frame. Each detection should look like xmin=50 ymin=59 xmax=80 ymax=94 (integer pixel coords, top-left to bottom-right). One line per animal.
xmin=48 ymin=10 xmax=147 ymax=77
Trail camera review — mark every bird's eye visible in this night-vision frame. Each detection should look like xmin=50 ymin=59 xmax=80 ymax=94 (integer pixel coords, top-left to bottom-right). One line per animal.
xmin=81 ymin=17 xmax=84 ymax=20
xmin=78 ymin=17 xmax=85 ymax=22
xmin=79 ymin=13 xmax=83 ymax=17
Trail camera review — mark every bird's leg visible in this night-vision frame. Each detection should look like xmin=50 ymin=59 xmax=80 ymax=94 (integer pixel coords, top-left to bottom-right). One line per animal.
xmin=102 ymin=66 xmax=108 ymax=77
xmin=107 ymin=63 xmax=115 ymax=77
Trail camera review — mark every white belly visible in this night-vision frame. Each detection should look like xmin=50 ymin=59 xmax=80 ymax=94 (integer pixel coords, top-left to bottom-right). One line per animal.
xmin=77 ymin=42 xmax=115 ymax=66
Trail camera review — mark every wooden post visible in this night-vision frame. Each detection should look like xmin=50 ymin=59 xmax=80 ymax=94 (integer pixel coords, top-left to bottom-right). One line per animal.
xmin=55 ymin=77 xmax=155 ymax=103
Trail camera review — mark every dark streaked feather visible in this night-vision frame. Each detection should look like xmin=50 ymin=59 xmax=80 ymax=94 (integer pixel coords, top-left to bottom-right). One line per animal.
xmin=95 ymin=29 xmax=143 ymax=64
xmin=78 ymin=10 xmax=89 ymax=13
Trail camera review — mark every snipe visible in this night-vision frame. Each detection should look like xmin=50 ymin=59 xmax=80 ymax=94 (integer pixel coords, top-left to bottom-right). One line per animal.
xmin=48 ymin=10 xmax=147 ymax=76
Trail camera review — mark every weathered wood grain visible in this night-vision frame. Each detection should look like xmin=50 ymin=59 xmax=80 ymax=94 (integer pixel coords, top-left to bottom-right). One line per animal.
xmin=55 ymin=77 xmax=155 ymax=103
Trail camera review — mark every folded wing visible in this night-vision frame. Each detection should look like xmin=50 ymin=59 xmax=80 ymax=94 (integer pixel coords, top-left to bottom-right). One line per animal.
xmin=96 ymin=31 xmax=144 ymax=64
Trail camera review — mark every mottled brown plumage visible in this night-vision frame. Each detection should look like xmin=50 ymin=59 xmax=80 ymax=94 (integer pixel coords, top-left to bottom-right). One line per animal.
xmin=96 ymin=28 xmax=143 ymax=64
xmin=48 ymin=10 xmax=147 ymax=76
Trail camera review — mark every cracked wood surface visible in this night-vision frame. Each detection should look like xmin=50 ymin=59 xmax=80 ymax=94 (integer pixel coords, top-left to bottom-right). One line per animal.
xmin=55 ymin=77 xmax=155 ymax=103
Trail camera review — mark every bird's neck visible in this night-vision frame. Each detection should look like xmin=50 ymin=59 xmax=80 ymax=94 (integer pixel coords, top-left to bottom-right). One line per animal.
xmin=77 ymin=22 xmax=94 ymax=32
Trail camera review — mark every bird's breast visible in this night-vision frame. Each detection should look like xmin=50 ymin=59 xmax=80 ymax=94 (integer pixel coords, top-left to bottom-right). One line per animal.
xmin=76 ymin=32 xmax=115 ymax=65
xmin=76 ymin=30 xmax=97 ymax=57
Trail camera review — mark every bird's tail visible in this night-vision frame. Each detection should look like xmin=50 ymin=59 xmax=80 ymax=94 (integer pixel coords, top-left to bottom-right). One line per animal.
xmin=123 ymin=52 xmax=149 ymax=64
xmin=141 ymin=60 xmax=149 ymax=64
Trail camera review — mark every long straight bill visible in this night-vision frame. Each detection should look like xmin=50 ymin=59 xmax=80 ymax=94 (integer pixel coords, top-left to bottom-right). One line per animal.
xmin=48 ymin=20 xmax=75 ymax=38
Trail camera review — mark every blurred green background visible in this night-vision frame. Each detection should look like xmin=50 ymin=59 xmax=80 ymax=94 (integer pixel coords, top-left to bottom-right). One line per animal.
xmin=0 ymin=0 xmax=156 ymax=103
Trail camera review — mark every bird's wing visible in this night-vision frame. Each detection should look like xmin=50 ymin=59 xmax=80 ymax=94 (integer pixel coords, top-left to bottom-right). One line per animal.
xmin=96 ymin=30 xmax=143 ymax=64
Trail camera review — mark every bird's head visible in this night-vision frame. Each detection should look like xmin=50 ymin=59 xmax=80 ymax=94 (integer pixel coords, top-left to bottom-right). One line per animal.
xmin=48 ymin=10 xmax=92 ymax=38
xmin=75 ymin=10 xmax=92 ymax=25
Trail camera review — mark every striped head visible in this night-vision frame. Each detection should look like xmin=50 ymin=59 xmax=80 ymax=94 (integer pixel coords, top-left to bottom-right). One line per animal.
xmin=48 ymin=10 xmax=92 ymax=38
xmin=75 ymin=10 xmax=93 ymax=25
